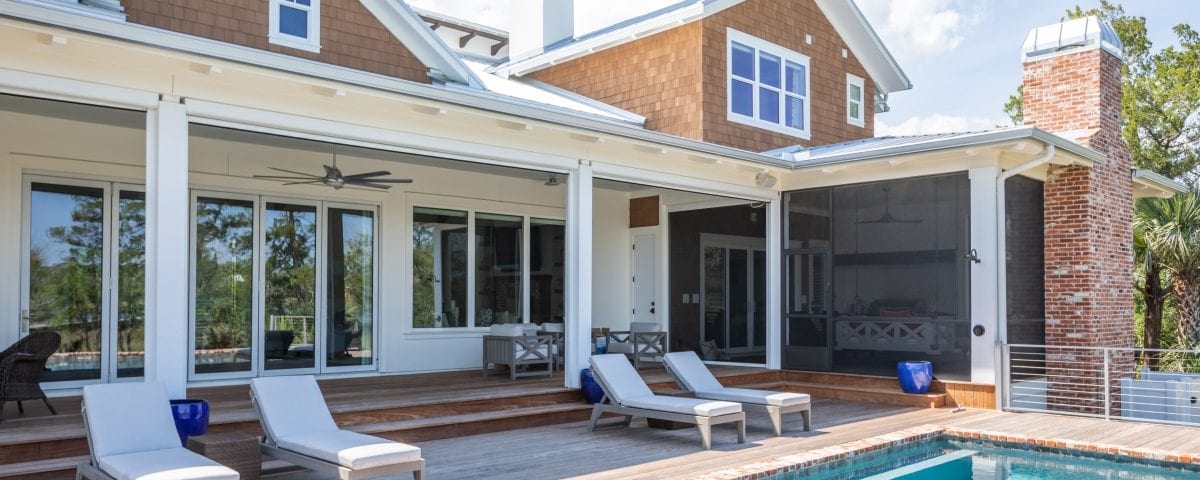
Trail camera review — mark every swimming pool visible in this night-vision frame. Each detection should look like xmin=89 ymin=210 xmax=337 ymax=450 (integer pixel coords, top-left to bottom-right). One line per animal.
xmin=767 ymin=436 xmax=1200 ymax=480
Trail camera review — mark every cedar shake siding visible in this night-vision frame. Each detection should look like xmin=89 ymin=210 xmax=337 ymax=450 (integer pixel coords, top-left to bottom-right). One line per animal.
xmin=528 ymin=0 xmax=874 ymax=151
xmin=701 ymin=0 xmax=874 ymax=151
xmin=123 ymin=0 xmax=431 ymax=83
xmin=529 ymin=23 xmax=705 ymax=140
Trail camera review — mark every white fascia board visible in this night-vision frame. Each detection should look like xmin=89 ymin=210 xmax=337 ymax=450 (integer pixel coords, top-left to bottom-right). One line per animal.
xmin=492 ymin=0 xmax=744 ymax=78
xmin=0 ymin=1 xmax=794 ymax=170
xmin=592 ymin=161 xmax=774 ymax=202
xmin=813 ymin=0 xmax=911 ymax=93
xmin=1134 ymin=169 xmax=1188 ymax=198
xmin=791 ymin=127 xmax=1105 ymax=170
xmin=358 ymin=0 xmax=483 ymax=88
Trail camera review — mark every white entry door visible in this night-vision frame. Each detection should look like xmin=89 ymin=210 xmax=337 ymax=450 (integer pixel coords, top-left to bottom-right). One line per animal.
xmin=631 ymin=232 xmax=658 ymax=323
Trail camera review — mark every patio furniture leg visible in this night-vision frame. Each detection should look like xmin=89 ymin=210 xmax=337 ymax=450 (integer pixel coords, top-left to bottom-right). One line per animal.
xmin=43 ymin=393 xmax=56 ymax=415
xmin=737 ymin=418 xmax=746 ymax=444
xmin=16 ymin=401 xmax=23 ymax=414
xmin=588 ymin=404 xmax=604 ymax=431
xmin=697 ymin=416 xmax=712 ymax=450
xmin=802 ymin=407 xmax=812 ymax=431
xmin=767 ymin=405 xmax=782 ymax=436
xmin=413 ymin=467 xmax=424 ymax=480
xmin=0 ymin=401 xmax=5 ymax=422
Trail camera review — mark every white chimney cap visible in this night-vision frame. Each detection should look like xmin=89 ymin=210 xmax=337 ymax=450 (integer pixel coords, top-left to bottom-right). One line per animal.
xmin=1021 ymin=15 xmax=1122 ymax=62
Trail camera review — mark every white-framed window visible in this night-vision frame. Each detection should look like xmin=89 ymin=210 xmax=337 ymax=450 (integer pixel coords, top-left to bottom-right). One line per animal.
xmin=726 ymin=28 xmax=811 ymax=139
xmin=846 ymin=74 xmax=866 ymax=127
xmin=268 ymin=0 xmax=321 ymax=52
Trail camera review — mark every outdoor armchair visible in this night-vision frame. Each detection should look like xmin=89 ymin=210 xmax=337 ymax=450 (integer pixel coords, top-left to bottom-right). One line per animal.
xmin=606 ymin=322 xmax=667 ymax=369
xmin=0 ymin=331 xmax=60 ymax=421
xmin=664 ymin=351 xmax=811 ymax=436
xmin=250 ymin=375 xmax=425 ymax=480
xmin=482 ymin=324 xmax=554 ymax=380
xmin=587 ymin=354 xmax=745 ymax=450
xmin=76 ymin=382 xmax=239 ymax=480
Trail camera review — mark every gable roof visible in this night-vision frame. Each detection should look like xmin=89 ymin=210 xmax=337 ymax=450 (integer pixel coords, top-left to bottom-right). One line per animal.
xmin=359 ymin=0 xmax=483 ymax=87
xmin=489 ymin=0 xmax=911 ymax=94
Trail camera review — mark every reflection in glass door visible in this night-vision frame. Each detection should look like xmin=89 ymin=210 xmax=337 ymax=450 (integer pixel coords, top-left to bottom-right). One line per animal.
xmin=193 ymin=196 xmax=256 ymax=375
xmin=115 ymin=191 xmax=146 ymax=378
xmin=326 ymin=207 xmax=375 ymax=368
xmin=702 ymin=243 xmax=767 ymax=363
xmin=262 ymin=202 xmax=317 ymax=371
xmin=25 ymin=182 xmax=107 ymax=382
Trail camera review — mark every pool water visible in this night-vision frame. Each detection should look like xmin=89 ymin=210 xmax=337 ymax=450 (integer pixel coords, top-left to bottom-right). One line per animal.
xmin=770 ymin=437 xmax=1200 ymax=480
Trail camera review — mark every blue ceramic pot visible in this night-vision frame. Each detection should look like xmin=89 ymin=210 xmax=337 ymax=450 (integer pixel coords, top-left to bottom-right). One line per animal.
xmin=580 ymin=368 xmax=605 ymax=404
xmin=897 ymin=361 xmax=933 ymax=394
xmin=169 ymin=399 xmax=210 ymax=446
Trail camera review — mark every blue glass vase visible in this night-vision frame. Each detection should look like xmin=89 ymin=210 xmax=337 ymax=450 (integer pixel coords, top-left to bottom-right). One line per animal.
xmin=169 ymin=399 xmax=210 ymax=446
xmin=897 ymin=361 xmax=933 ymax=394
xmin=580 ymin=368 xmax=605 ymax=404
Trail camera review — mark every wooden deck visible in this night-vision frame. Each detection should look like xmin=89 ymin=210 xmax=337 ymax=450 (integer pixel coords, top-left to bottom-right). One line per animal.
xmin=390 ymin=401 xmax=1200 ymax=480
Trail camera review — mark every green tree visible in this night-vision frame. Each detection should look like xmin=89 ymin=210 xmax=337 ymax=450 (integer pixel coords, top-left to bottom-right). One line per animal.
xmin=1004 ymin=1 xmax=1200 ymax=181
xmin=1134 ymin=198 xmax=1174 ymax=364
xmin=1140 ymin=191 xmax=1200 ymax=350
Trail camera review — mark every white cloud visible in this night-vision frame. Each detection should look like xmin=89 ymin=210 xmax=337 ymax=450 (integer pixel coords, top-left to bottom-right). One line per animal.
xmin=855 ymin=0 xmax=982 ymax=59
xmin=875 ymin=114 xmax=1004 ymax=136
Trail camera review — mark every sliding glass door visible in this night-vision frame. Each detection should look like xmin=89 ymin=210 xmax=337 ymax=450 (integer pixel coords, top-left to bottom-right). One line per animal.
xmin=190 ymin=193 xmax=377 ymax=379
xmin=21 ymin=178 xmax=146 ymax=385
xmin=700 ymin=237 xmax=768 ymax=364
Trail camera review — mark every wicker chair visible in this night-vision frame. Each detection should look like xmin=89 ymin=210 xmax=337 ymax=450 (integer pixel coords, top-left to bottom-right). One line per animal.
xmin=0 ymin=331 xmax=61 ymax=421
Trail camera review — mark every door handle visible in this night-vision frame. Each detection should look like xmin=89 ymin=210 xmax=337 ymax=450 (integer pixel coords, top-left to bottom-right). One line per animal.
xmin=20 ymin=309 xmax=31 ymax=334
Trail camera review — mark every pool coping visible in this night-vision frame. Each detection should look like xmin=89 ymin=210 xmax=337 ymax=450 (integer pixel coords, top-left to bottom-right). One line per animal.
xmin=691 ymin=424 xmax=1200 ymax=479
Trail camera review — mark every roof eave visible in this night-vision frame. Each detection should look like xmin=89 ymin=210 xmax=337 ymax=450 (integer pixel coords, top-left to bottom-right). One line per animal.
xmin=788 ymin=127 xmax=1106 ymax=170
xmin=812 ymin=0 xmax=911 ymax=93
xmin=359 ymin=0 xmax=484 ymax=88
xmin=1133 ymin=169 xmax=1188 ymax=198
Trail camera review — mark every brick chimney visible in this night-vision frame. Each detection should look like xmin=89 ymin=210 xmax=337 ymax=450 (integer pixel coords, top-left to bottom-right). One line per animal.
xmin=1021 ymin=16 xmax=1134 ymax=412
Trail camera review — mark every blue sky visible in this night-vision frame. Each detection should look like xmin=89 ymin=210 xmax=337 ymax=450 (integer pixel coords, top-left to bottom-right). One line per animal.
xmin=408 ymin=0 xmax=1199 ymax=137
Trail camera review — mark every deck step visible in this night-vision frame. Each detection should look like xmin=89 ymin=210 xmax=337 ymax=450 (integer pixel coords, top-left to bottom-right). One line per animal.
xmin=351 ymin=402 xmax=596 ymax=443
xmin=783 ymin=382 xmax=945 ymax=409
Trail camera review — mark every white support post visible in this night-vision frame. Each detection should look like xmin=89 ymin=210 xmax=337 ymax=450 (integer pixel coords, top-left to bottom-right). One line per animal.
xmin=564 ymin=161 xmax=593 ymax=388
xmin=969 ymin=166 xmax=1001 ymax=385
xmin=765 ymin=194 xmax=782 ymax=369
xmin=145 ymin=99 xmax=190 ymax=399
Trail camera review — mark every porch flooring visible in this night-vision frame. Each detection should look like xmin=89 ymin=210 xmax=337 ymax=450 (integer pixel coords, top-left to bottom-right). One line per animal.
xmin=342 ymin=402 xmax=1200 ymax=480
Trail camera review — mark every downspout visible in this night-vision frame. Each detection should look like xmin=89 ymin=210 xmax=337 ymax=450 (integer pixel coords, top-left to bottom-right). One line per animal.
xmin=993 ymin=144 xmax=1055 ymax=410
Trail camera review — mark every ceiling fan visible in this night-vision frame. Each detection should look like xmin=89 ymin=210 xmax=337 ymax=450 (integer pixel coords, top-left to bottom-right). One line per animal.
xmin=254 ymin=156 xmax=412 ymax=190
xmin=857 ymin=187 xmax=923 ymax=224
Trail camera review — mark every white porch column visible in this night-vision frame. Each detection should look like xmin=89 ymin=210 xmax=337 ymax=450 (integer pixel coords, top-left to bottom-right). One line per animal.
xmin=766 ymin=194 xmax=783 ymax=369
xmin=968 ymin=167 xmax=1001 ymax=385
xmin=564 ymin=161 xmax=593 ymax=388
xmin=144 ymin=99 xmax=190 ymax=398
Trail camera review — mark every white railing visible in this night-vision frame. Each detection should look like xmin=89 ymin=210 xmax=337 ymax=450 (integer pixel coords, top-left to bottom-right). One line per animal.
xmin=1003 ymin=343 xmax=1200 ymax=427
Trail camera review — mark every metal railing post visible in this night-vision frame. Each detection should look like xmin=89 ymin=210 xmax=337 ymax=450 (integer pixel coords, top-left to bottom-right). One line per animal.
xmin=1103 ymin=348 xmax=1111 ymax=421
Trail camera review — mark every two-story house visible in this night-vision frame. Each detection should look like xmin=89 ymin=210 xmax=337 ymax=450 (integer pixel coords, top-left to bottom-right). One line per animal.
xmin=0 ymin=0 xmax=1181 ymax=414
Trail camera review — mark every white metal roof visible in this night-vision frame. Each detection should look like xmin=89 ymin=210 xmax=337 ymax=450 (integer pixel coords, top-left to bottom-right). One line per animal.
xmin=462 ymin=60 xmax=646 ymax=125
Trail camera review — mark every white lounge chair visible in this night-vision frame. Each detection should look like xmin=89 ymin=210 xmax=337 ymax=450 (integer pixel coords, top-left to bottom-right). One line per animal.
xmin=76 ymin=382 xmax=239 ymax=480
xmin=663 ymin=351 xmax=812 ymax=436
xmin=249 ymin=376 xmax=424 ymax=480
xmin=587 ymin=354 xmax=745 ymax=450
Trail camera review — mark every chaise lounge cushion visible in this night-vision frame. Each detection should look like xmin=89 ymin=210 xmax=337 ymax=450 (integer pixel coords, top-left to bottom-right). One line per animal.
xmin=251 ymin=376 xmax=340 ymax=442
xmin=82 ymin=383 xmax=183 ymax=459
xmin=662 ymin=351 xmax=724 ymax=392
xmin=693 ymin=388 xmax=811 ymax=407
xmin=589 ymin=354 xmax=654 ymax=403
xmin=622 ymin=396 xmax=742 ymax=416
xmin=97 ymin=447 xmax=239 ymax=480
xmin=276 ymin=430 xmax=422 ymax=470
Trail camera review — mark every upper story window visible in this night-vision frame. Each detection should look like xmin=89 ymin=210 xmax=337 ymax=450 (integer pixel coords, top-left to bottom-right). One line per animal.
xmin=726 ymin=29 xmax=810 ymax=139
xmin=269 ymin=0 xmax=321 ymax=52
xmin=847 ymin=74 xmax=865 ymax=127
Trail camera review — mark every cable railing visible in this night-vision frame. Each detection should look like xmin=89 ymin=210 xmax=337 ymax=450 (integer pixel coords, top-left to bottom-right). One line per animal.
xmin=1003 ymin=343 xmax=1200 ymax=427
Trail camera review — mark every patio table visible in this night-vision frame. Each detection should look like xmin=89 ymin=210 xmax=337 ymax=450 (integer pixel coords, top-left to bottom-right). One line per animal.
xmin=186 ymin=432 xmax=262 ymax=480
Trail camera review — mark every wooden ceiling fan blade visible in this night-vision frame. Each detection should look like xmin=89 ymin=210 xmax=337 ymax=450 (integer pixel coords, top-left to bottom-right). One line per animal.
xmin=342 ymin=170 xmax=392 ymax=179
xmin=268 ymin=167 xmax=320 ymax=177
xmin=351 ymin=178 xmax=412 ymax=183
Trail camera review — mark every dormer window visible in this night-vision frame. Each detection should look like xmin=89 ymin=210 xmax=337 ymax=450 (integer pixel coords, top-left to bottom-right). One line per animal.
xmin=847 ymin=74 xmax=865 ymax=127
xmin=269 ymin=0 xmax=321 ymax=52
xmin=726 ymin=28 xmax=810 ymax=139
